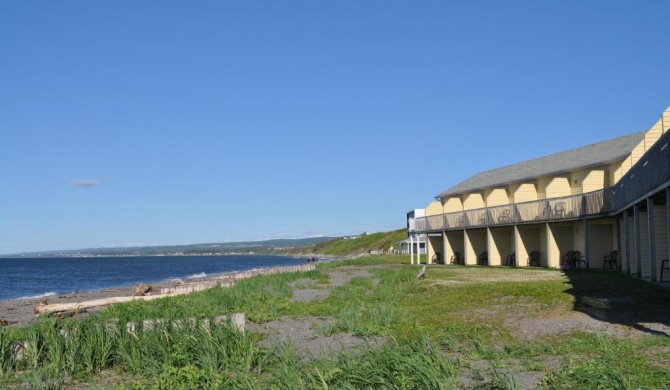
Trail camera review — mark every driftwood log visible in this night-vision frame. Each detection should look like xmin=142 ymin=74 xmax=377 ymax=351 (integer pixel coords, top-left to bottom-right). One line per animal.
xmin=133 ymin=284 xmax=154 ymax=296
xmin=34 ymin=294 xmax=169 ymax=317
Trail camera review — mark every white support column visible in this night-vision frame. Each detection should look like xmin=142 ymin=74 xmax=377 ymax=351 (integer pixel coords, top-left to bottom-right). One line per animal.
xmin=410 ymin=235 xmax=414 ymax=265
xmin=486 ymin=227 xmax=499 ymax=266
xmin=634 ymin=204 xmax=642 ymax=278
xmin=616 ymin=216 xmax=621 ymax=271
xmin=647 ymin=197 xmax=657 ymax=282
xmin=583 ymin=219 xmax=589 ymax=269
xmin=623 ymin=210 xmax=631 ymax=274
xmin=416 ymin=234 xmax=421 ymax=265
xmin=442 ymin=230 xmax=448 ymax=266
xmin=667 ymin=188 xmax=670 ymax=272
xmin=513 ymin=225 xmax=521 ymax=267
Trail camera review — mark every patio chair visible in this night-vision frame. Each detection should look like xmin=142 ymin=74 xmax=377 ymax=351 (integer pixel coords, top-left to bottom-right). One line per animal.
xmin=572 ymin=251 xmax=586 ymax=268
xmin=478 ymin=251 xmax=488 ymax=266
xmin=561 ymin=250 xmax=575 ymax=267
xmin=456 ymin=216 xmax=465 ymax=228
xmin=554 ymin=202 xmax=566 ymax=218
xmin=451 ymin=252 xmax=463 ymax=265
xmin=506 ymin=252 xmax=516 ymax=266
xmin=528 ymin=251 xmax=540 ymax=267
xmin=661 ymin=260 xmax=670 ymax=282
xmin=603 ymin=250 xmax=618 ymax=269
xmin=498 ymin=209 xmax=511 ymax=223
xmin=432 ymin=252 xmax=442 ymax=265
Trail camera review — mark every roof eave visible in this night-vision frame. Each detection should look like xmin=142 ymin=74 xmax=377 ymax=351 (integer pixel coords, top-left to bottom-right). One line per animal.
xmin=434 ymin=154 xmax=630 ymax=201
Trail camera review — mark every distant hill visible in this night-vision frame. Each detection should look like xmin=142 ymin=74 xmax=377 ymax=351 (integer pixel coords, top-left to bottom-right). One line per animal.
xmin=1 ymin=236 xmax=336 ymax=258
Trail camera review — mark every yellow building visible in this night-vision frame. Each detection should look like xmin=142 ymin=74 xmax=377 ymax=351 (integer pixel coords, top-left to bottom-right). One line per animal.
xmin=414 ymin=106 xmax=670 ymax=282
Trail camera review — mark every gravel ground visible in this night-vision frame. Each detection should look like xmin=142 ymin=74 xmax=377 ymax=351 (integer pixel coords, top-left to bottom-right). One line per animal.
xmin=248 ymin=316 xmax=386 ymax=361
xmin=248 ymin=266 xmax=387 ymax=361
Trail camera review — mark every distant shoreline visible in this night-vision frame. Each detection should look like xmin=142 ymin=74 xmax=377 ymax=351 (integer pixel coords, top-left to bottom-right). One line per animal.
xmin=0 ymin=252 xmax=308 ymax=259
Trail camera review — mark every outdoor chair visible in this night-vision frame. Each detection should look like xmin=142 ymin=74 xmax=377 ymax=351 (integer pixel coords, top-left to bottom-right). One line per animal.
xmin=506 ymin=252 xmax=516 ymax=266
xmin=478 ymin=251 xmax=488 ymax=266
xmin=432 ymin=252 xmax=442 ymax=265
xmin=572 ymin=251 xmax=586 ymax=268
xmin=561 ymin=250 xmax=575 ymax=267
xmin=554 ymin=202 xmax=566 ymax=218
xmin=451 ymin=252 xmax=463 ymax=265
xmin=661 ymin=260 xmax=670 ymax=282
xmin=603 ymin=250 xmax=618 ymax=269
xmin=528 ymin=251 xmax=540 ymax=267
xmin=456 ymin=216 xmax=465 ymax=228
xmin=498 ymin=209 xmax=511 ymax=224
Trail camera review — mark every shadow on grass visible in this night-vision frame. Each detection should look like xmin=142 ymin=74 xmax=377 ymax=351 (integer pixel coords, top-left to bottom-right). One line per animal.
xmin=563 ymin=269 xmax=670 ymax=336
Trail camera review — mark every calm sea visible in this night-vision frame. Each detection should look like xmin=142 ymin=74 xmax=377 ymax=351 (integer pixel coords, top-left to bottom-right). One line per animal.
xmin=0 ymin=255 xmax=308 ymax=302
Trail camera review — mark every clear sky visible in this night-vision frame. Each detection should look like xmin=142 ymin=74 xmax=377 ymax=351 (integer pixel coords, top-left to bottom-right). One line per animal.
xmin=1 ymin=1 xmax=669 ymax=254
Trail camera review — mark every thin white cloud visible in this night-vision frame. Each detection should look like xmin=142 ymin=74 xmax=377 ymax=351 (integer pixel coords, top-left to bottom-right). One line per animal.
xmin=299 ymin=230 xmax=325 ymax=237
xmin=71 ymin=179 xmax=101 ymax=187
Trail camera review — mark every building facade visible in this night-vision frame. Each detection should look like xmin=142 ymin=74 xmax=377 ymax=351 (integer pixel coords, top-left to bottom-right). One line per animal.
xmin=413 ymin=107 xmax=670 ymax=282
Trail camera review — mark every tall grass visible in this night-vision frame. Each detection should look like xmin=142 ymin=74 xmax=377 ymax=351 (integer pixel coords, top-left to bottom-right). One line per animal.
xmin=0 ymin=328 xmax=14 ymax=377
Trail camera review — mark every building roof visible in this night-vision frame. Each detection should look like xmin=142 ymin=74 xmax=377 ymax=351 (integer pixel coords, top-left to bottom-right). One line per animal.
xmin=435 ymin=131 xmax=647 ymax=200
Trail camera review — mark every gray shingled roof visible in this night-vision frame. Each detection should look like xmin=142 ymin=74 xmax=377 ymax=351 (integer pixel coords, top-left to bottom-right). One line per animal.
xmin=435 ymin=131 xmax=647 ymax=200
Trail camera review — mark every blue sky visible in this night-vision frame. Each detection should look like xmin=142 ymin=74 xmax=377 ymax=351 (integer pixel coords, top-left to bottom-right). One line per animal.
xmin=1 ymin=1 xmax=669 ymax=254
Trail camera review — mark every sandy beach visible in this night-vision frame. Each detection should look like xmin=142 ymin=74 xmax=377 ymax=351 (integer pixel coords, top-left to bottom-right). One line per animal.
xmin=0 ymin=280 xmax=176 ymax=326
xmin=0 ymin=258 xmax=325 ymax=327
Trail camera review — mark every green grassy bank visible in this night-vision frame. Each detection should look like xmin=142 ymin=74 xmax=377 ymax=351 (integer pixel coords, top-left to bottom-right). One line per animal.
xmin=1 ymin=255 xmax=670 ymax=389
xmin=294 ymin=229 xmax=407 ymax=256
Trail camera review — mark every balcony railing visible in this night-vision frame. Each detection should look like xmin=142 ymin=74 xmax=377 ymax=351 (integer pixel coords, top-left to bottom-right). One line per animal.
xmin=611 ymin=129 xmax=670 ymax=210
xmin=415 ymin=128 xmax=670 ymax=233
xmin=416 ymin=189 xmax=612 ymax=232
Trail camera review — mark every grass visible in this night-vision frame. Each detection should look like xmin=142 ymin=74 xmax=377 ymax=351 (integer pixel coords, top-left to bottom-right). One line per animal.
xmin=1 ymin=255 xmax=670 ymax=388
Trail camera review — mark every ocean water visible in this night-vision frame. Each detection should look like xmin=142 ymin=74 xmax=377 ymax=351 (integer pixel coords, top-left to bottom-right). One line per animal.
xmin=0 ymin=255 xmax=308 ymax=302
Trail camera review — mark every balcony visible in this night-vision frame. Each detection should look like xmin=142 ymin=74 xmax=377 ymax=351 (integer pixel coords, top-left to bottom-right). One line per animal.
xmin=415 ymin=190 xmax=613 ymax=233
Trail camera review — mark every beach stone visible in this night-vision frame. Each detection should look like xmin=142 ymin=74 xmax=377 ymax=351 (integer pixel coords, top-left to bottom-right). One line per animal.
xmin=126 ymin=322 xmax=138 ymax=335
xmin=231 ymin=312 xmax=246 ymax=333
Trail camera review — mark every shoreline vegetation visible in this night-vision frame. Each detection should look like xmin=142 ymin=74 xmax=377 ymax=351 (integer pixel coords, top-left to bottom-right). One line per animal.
xmin=1 ymin=254 xmax=669 ymax=389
